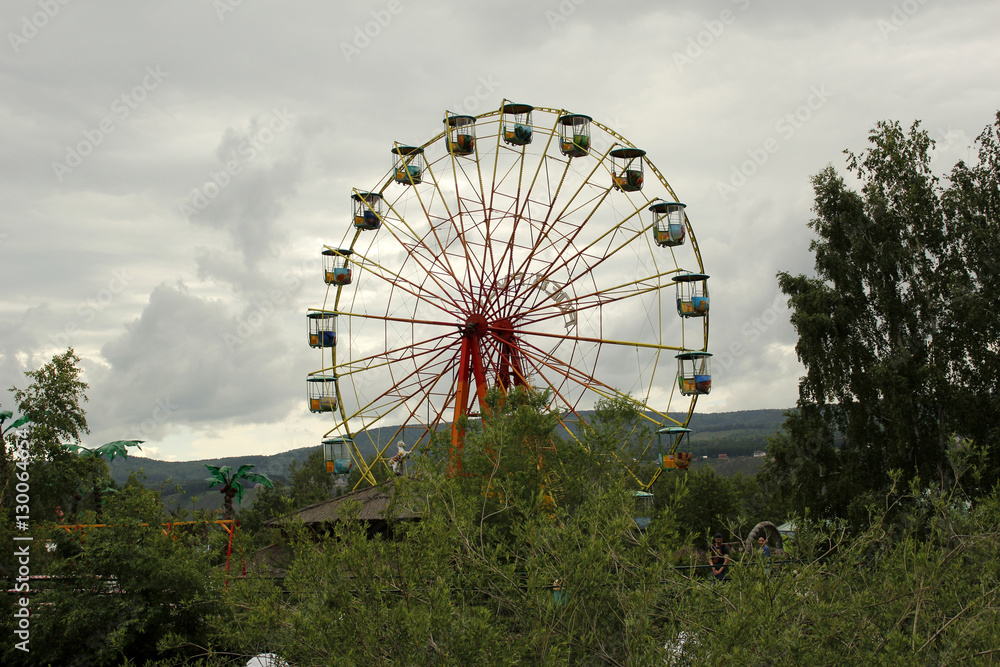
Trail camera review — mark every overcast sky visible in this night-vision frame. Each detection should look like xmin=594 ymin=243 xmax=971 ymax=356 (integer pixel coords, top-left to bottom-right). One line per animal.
xmin=1 ymin=0 xmax=997 ymax=462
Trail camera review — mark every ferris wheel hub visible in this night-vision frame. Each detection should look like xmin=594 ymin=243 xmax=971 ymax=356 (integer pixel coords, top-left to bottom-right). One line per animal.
xmin=461 ymin=313 xmax=489 ymax=335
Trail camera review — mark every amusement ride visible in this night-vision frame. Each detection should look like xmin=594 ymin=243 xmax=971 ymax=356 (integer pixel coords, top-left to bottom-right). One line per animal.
xmin=306 ymin=102 xmax=712 ymax=495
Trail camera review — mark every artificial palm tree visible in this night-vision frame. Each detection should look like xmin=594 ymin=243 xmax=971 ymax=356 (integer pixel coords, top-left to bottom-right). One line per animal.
xmin=64 ymin=440 xmax=143 ymax=523
xmin=0 ymin=410 xmax=31 ymax=509
xmin=0 ymin=410 xmax=31 ymax=438
xmin=204 ymin=464 xmax=274 ymax=520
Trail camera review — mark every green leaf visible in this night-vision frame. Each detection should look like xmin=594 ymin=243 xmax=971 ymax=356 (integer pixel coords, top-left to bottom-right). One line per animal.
xmin=232 ymin=480 xmax=246 ymax=505
xmin=233 ymin=464 xmax=256 ymax=478
xmin=95 ymin=440 xmax=143 ymax=462
xmin=242 ymin=472 xmax=274 ymax=488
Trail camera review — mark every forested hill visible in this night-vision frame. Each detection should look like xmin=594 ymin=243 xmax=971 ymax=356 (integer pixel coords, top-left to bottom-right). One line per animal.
xmin=110 ymin=408 xmax=788 ymax=492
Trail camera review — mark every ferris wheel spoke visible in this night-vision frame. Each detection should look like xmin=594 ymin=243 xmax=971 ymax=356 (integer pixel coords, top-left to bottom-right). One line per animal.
xmin=485 ymin=139 xmax=537 ymax=280
xmin=400 ymin=157 xmax=477 ymax=312
xmin=512 ymin=335 xmax=668 ymax=425
xmin=514 ymin=268 xmax=680 ymax=327
xmin=506 ymin=143 xmax=616 ymax=285
xmin=511 ymin=324 xmax=683 ymax=355
xmin=377 ymin=204 xmax=475 ymax=314
xmin=508 ymin=157 xmax=576 ymax=283
xmin=354 ymin=364 xmax=451 ymax=441
xmin=546 ymin=143 xmax=615 ymax=225
xmin=498 ymin=119 xmax=570 ymax=285
xmin=329 ymin=326 xmax=458 ymax=379
xmin=447 ymin=155 xmax=480 ymax=292
xmin=500 ymin=197 xmax=646 ymax=320
xmin=339 ymin=340 xmax=461 ymax=426
xmin=345 ymin=238 xmax=466 ymax=314
xmin=513 ymin=112 xmax=563 ymax=226
xmin=505 ymin=210 xmax=656 ymax=321
xmin=538 ymin=203 xmax=652 ymax=298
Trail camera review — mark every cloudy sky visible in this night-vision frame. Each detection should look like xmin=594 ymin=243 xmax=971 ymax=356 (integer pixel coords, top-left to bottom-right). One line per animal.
xmin=1 ymin=0 xmax=997 ymax=462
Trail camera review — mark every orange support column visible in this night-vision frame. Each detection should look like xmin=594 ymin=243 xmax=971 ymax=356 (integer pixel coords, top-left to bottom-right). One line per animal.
xmin=450 ymin=316 xmax=490 ymax=475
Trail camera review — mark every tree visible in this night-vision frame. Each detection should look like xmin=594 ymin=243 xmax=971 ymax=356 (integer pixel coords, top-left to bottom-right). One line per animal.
xmin=767 ymin=113 xmax=1000 ymax=523
xmin=2 ymin=478 xmax=224 ymax=667
xmin=287 ymin=447 xmax=335 ymax=507
xmin=205 ymin=464 xmax=274 ymax=520
xmin=10 ymin=348 xmax=90 ymax=454
xmin=63 ymin=440 xmax=143 ymax=523
xmin=4 ymin=349 xmax=93 ymax=522
xmin=654 ymin=465 xmax=741 ymax=540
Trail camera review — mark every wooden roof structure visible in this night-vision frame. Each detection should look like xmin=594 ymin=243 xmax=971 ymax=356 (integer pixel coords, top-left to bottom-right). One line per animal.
xmin=264 ymin=480 xmax=421 ymax=530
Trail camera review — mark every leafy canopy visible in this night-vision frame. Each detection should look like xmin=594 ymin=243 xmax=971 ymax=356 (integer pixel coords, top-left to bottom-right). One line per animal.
xmin=765 ymin=112 xmax=1000 ymax=522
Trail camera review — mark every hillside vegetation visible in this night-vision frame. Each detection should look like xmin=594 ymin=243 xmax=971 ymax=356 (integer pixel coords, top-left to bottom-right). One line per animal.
xmin=109 ymin=408 xmax=787 ymax=506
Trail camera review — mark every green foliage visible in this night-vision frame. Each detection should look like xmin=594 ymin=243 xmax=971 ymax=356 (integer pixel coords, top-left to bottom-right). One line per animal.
xmin=64 ymin=440 xmax=144 ymax=522
xmin=287 ymin=447 xmax=335 ymax=506
xmin=2 ymin=350 xmax=94 ymax=523
xmin=1 ymin=480 xmax=223 ymax=667
xmin=11 ymin=348 xmax=90 ymax=453
xmin=1 ymin=352 xmax=95 ymax=584
xmin=207 ymin=393 xmax=1000 ymax=665
xmin=4 ymin=369 xmax=999 ymax=664
xmin=237 ymin=478 xmax=294 ymax=539
xmin=771 ymin=113 xmax=1000 ymax=525
xmin=653 ymin=465 xmax=742 ymax=541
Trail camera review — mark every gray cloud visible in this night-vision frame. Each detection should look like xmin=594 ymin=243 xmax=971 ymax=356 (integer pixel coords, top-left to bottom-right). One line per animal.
xmin=1 ymin=0 xmax=998 ymax=459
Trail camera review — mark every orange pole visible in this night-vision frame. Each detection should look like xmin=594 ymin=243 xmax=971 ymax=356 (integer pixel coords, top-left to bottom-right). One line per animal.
xmin=450 ymin=335 xmax=473 ymax=473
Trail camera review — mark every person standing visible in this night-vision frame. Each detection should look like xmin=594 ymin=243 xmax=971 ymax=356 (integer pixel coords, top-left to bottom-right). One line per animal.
xmin=758 ymin=535 xmax=771 ymax=558
xmin=758 ymin=534 xmax=772 ymax=574
xmin=710 ymin=533 xmax=730 ymax=582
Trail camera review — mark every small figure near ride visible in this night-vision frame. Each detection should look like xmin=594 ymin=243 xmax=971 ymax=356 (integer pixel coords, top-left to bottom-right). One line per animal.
xmin=710 ymin=533 xmax=730 ymax=583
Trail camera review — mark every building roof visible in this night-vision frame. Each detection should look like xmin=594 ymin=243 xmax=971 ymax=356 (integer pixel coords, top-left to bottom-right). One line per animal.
xmin=265 ymin=480 xmax=421 ymax=526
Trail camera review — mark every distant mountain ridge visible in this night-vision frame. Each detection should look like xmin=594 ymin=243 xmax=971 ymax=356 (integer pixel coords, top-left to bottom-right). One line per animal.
xmin=110 ymin=408 xmax=789 ymax=491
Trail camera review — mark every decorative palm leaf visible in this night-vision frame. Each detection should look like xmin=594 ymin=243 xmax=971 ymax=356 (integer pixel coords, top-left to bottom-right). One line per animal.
xmin=94 ymin=440 xmax=143 ymax=462
xmin=64 ymin=440 xmax=142 ymax=460
xmin=1 ymin=411 xmax=31 ymax=431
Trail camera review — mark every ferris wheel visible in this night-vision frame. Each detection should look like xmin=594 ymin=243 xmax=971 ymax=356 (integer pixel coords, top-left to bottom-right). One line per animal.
xmin=306 ymin=103 xmax=712 ymax=491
